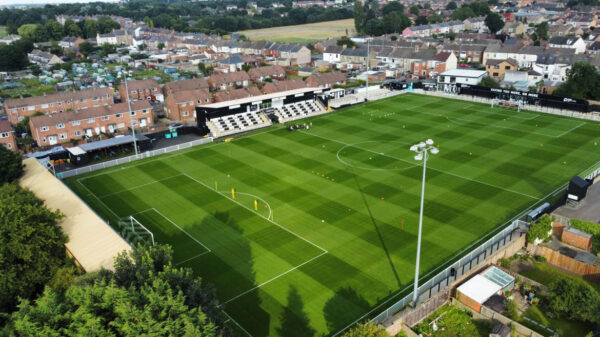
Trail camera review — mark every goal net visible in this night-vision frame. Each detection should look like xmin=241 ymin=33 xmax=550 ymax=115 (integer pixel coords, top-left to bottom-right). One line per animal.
xmin=491 ymin=99 xmax=524 ymax=112
xmin=116 ymin=216 xmax=155 ymax=246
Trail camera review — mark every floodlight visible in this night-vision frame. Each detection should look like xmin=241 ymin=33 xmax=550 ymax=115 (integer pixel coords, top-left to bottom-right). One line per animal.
xmin=418 ymin=142 xmax=426 ymax=148
xmin=426 ymin=139 xmax=434 ymax=145
xmin=431 ymin=147 xmax=439 ymax=155
xmin=414 ymin=154 xmax=423 ymax=161
xmin=410 ymin=145 xmax=418 ymax=152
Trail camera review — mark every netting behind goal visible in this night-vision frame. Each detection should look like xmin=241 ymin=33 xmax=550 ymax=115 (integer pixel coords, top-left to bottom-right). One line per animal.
xmin=116 ymin=216 xmax=155 ymax=246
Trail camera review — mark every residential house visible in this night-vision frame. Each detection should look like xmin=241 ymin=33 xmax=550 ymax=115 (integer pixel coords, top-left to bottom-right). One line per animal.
xmin=208 ymin=72 xmax=250 ymax=91
xmin=59 ymin=36 xmax=85 ymax=49
xmin=261 ymin=79 xmax=306 ymax=94
xmin=97 ymin=29 xmax=134 ymax=46
xmin=323 ymin=45 xmax=345 ymax=63
xmin=532 ymin=52 xmax=588 ymax=82
xmin=340 ymin=48 xmax=372 ymax=66
xmin=164 ymin=89 xmax=211 ymax=123
xmin=0 ymin=35 xmax=21 ymax=45
xmin=305 ymin=71 xmax=346 ymax=88
xmin=4 ymin=88 xmax=114 ymax=124
xmin=502 ymin=21 xmax=526 ymax=36
xmin=248 ymin=65 xmax=286 ymax=83
xmin=548 ymin=36 xmax=586 ymax=54
xmin=482 ymin=44 xmax=542 ymax=68
xmin=0 ymin=120 xmax=17 ymax=151
xmin=266 ymin=43 xmax=311 ymax=65
xmin=118 ymin=79 xmax=160 ymax=102
xmin=463 ymin=17 xmax=486 ymax=31
xmin=485 ymin=59 xmax=519 ymax=79
xmin=548 ymin=24 xmax=574 ymax=38
xmin=163 ymin=78 xmax=210 ymax=96
xmin=28 ymin=50 xmax=63 ymax=67
xmin=440 ymin=43 xmax=487 ymax=63
xmin=29 ymin=100 xmax=153 ymax=147
xmin=408 ymin=49 xmax=440 ymax=78
xmin=212 ymin=87 xmax=262 ymax=102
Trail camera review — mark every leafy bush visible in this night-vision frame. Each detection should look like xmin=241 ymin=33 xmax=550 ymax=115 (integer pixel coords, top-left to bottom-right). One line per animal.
xmin=498 ymin=257 xmax=511 ymax=269
xmin=527 ymin=215 xmax=552 ymax=244
xmin=534 ymin=255 xmax=547 ymax=263
xmin=415 ymin=305 xmax=480 ymax=337
xmin=506 ymin=299 xmax=520 ymax=321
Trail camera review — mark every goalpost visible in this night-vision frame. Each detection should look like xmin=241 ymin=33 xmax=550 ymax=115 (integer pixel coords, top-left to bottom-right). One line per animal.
xmin=117 ymin=215 xmax=155 ymax=246
xmin=491 ymin=98 xmax=524 ymax=112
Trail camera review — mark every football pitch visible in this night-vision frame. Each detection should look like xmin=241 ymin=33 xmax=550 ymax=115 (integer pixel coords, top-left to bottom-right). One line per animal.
xmin=64 ymin=93 xmax=600 ymax=337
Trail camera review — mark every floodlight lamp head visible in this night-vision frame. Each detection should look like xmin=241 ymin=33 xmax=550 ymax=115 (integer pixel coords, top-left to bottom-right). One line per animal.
xmin=426 ymin=139 xmax=434 ymax=145
xmin=414 ymin=153 xmax=423 ymax=161
xmin=430 ymin=147 xmax=439 ymax=155
xmin=410 ymin=145 xmax=418 ymax=152
xmin=418 ymin=142 xmax=426 ymax=148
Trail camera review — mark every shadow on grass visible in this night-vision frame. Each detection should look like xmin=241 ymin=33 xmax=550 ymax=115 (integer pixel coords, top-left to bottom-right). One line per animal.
xmin=323 ymin=287 xmax=371 ymax=333
xmin=277 ymin=286 xmax=316 ymax=337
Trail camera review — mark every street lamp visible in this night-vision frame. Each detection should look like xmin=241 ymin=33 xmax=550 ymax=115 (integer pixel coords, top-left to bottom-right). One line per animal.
xmin=410 ymin=139 xmax=439 ymax=306
xmin=121 ymin=70 xmax=139 ymax=157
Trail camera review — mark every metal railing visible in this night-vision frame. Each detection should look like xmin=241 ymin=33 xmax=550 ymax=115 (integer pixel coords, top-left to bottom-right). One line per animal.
xmin=57 ymin=137 xmax=213 ymax=178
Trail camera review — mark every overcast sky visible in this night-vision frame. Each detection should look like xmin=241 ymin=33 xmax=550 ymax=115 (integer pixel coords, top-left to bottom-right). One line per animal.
xmin=0 ymin=0 xmax=119 ymax=6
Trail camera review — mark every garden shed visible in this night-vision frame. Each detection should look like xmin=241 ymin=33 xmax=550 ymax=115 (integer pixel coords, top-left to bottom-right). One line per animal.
xmin=456 ymin=266 xmax=515 ymax=312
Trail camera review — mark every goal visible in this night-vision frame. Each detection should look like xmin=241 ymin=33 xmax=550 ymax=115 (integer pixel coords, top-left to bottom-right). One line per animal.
xmin=116 ymin=215 xmax=155 ymax=246
xmin=491 ymin=99 xmax=524 ymax=112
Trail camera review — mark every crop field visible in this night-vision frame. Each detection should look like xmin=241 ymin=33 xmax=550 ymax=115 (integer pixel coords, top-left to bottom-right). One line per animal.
xmin=65 ymin=93 xmax=600 ymax=337
xmin=236 ymin=19 xmax=355 ymax=42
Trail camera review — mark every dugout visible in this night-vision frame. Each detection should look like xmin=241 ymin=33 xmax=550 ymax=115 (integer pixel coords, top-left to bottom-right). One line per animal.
xmin=567 ymin=176 xmax=591 ymax=202
xmin=196 ymin=87 xmax=329 ymax=132
xmin=457 ymin=84 xmax=590 ymax=112
xmin=66 ymin=134 xmax=151 ymax=166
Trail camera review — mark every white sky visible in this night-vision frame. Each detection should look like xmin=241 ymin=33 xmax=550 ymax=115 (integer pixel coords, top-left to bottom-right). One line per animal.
xmin=0 ymin=0 xmax=119 ymax=5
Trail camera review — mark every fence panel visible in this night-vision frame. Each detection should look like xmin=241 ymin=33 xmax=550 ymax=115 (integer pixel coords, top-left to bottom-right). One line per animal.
xmin=57 ymin=137 xmax=214 ymax=178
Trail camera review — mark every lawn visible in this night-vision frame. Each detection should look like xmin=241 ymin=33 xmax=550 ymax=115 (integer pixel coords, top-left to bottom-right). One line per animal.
xmin=0 ymin=26 xmax=7 ymax=37
xmin=236 ymin=19 xmax=355 ymax=42
xmin=64 ymin=93 xmax=600 ymax=337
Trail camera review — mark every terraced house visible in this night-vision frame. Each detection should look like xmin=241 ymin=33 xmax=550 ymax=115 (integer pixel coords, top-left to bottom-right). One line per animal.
xmin=118 ymin=78 xmax=160 ymax=101
xmin=165 ymin=89 xmax=211 ymax=123
xmin=29 ymin=100 xmax=153 ymax=147
xmin=4 ymin=88 xmax=114 ymax=125
xmin=0 ymin=120 xmax=17 ymax=151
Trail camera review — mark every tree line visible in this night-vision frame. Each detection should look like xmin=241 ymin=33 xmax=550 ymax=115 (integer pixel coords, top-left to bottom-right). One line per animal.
xmin=0 ymin=0 xmax=352 ymax=36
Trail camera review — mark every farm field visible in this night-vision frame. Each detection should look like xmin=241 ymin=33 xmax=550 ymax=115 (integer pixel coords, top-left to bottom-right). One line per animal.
xmin=64 ymin=93 xmax=600 ymax=337
xmin=236 ymin=19 xmax=355 ymax=42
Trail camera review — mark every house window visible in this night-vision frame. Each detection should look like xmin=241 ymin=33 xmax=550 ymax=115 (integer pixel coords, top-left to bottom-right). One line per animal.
xmin=56 ymin=123 xmax=65 ymax=129
xmin=6 ymin=143 xmax=11 ymax=149
xmin=93 ymin=96 xmax=99 ymax=101
xmin=72 ymin=120 xmax=81 ymax=126
xmin=74 ymin=130 xmax=82 ymax=136
xmin=102 ymin=116 xmax=109 ymax=121
xmin=505 ymin=66 xmax=511 ymax=70
xmin=116 ymin=113 xmax=123 ymax=118
xmin=142 ymin=109 xmax=149 ymax=114
xmin=183 ymin=111 xmax=189 ymax=117
xmin=130 ymin=111 xmax=136 ymax=116
xmin=117 ymin=123 xmax=125 ymax=129
xmin=59 ymin=133 xmax=67 ymax=139
xmin=40 ymin=126 xmax=49 ymax=131
xmin=131 ymin=90 xmax=137 ymax=94
xmin=42 ymin=137 xmax=46 ymax=143
xmin=0 ymin=132 xmax=8 ymax=138
xmin=88 ymin=118 xmax=95 ymax=123
xmin=80 ymin=99 xmax=86 ymax=103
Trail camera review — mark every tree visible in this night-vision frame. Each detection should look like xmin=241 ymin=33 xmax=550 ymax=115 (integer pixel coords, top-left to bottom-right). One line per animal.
xmin=242 ymin=63 xmax=251 ymax=72
xmin=409 ymin=5 xmax=420 ymax=15
xmin=427 ymin=14 xmax=443 ymax=24
xmin=548 ymin=277 xmax=600 ymax=323
xmin=157 ymin=42 xmax=165 ymax=50
xmin=17 ymin=24 xmax=38 ymax=41
xmin=353 ymin=0 xmax=365 ymax=35
xmin=342 ymin=322 xmax=389 ymax=337
xmin=533 ymin=22 xmax=549 ymax=41
xmin=485 ymin=12 xmax=505 ymax=33
xmin=0 ymin=147 xmax=23 ymax=183
xmin=78 ymin=41 xmax=95 ymax=57
xmin=382 ymin=11 xmax=410 ymax=34
xmin=7 ymin=245 xmax=224 ymax=335
xmin=391 ymin=35 xmax=397 ymax=41
xmin=446 ymin=1 xmax=458 ymax=10
xmin=63 ymin=18 xmax=82 ymax=37
xmin=554 ymin=61 xmax=600 ymax=100
xmin=83 ymin=19 xmax=99 ymax=39
xmin=480 ymin=76 xmax=501 ymax=88
xmin=451 ymin=7 xmax=477 ymax=20
xmin=382 ymin=1 xmax=404 ymax=14
xmin=143 ymin=16 xmax=155 ymax=28
xmin=98 ymin=16 xmax=120 ymax=34
xmin=0 ymin=184 xmax=66 ymax=315
xmin=0 ymin=39 xmax=32 ymax=71
xmin=45 ymin=20 xmax=64 ymax=41
xmin=337 ymin=37 xmax=356 ymax=47
xmin=415 ymin=15 xmax=428 ymax=25
xmin=469 ymin=1 xmax=491 ymax=16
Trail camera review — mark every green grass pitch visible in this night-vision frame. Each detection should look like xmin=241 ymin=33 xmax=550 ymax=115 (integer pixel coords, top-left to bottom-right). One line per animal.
xmin=64 ymin=93 xmax=600 ymax=337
